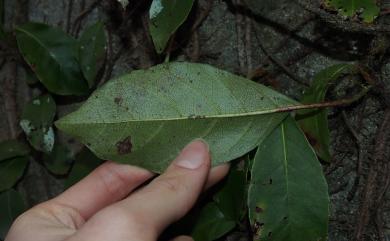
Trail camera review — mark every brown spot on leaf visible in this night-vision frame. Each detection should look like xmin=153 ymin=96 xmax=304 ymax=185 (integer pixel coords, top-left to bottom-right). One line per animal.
xmin=114 ymin=97 xmax=123 ymax=105
xmin=116 ymin=136 xmax=132 ymax=155
xmin=255 ymin=206 xmax=263 ymax=213
xmin=304 ymin=132 xmax=319 ymax=148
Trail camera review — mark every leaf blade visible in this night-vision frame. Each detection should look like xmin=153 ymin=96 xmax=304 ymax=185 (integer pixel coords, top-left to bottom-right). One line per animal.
xmin=0 ymin=190 xmax=26 ymax=239
xmin=56 ymin=62 xmax=296 ymax=173
xmin=297 ymin=64 xmax=353 ymax=162
xmin=0 ymin=140 xmax=30 ymax=162
xmin=79 ymin=22 xmax=106 ymax=87
xmin=149 ymin=0 xmax=195 ymax=53
xmin=0 ymin=157 xmax=29 ymax=192
xmin=325 ymin=0 xmax=380 ymax=23
xmin=20 ymin=94 xmax=56 ymax=153
xmin=248 ymin=117 xmax=329 ymax=241
xmin=15 ymin=22 xmax=89 ymax=95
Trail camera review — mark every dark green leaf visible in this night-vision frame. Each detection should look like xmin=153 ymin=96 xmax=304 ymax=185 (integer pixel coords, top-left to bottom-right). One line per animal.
xmin=20 ymin=95 xmax=56 ymax=153
xmin=0 ymin=140 xmax=30 ymax=162
xmin=248 ymin=117 xmax=329 ymax=241
xmin=79 ymin=22 xmax=106 ymax=87
xmin=149 ymin=0 xmax=194 ymax=53
xmin=15 ymin=22 xmax=89 ymax=95
xmin=213 ymin=166 xmax=246 ymax=222
xmin=0 ymin=189 xmax=26 ymax=239
xmin=43 ymin=143 xmax=73 ymax=175
xmin=56 ymin=62 xmax=296 ymax=173
xmin=325 ymin=0 xmax=379 ymax=23
xmin=191 ymin=202 xmax=236 ymax=241
xmin=297 ymin=64 xmax=353 ymax=162
xmin=0 ymin=157 xmax=29 ymax=192
xmin=65 ymin=148 xmax=102 ymax=188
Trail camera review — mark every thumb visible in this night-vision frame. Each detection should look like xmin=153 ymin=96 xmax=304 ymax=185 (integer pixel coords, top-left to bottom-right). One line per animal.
xmin=120 ymin=139 xmax=211 ymax=233
xmin=171 ymin=236 xmax=194 ymax=241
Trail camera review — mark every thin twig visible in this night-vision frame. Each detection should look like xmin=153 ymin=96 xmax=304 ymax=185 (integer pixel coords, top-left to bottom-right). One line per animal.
xmin=234 ymin=0 xmax=246 ymax=75
xmin=245 ymin=16 xmax=252 ymax=78
xmin=354 ymin=109 xmax=390 ymax=241
xmin=72 ymin=0 xmax=101 ymax=36
xmin=342 ymin=111 xmax=366 ymax=201
xmin=252 ymin=29 xmax=310 ymax=87
xmin=3 ymin=62 xmax=18 ymax=139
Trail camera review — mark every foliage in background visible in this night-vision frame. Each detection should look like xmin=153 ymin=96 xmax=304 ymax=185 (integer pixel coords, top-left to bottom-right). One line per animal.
xmin=0 ymin=190 xmax=26 ymax=239
xmin=297 ymin=64 xmax=354 ymax=162
xmin=149 ymin=0 xmax=195 ymax=53
xmin=324 ymin=0 xmax=380 ymax=23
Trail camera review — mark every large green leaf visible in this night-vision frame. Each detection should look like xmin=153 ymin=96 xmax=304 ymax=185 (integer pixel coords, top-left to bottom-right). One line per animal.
xmin=248 ymin=117 xmax=329 ymax=241
xmin=0 ymin=140 xmax=30 ymax=162
xmin=149 ymin=0 xmax=194 ymax=53
xmin=43 ymin=143 xmax=73 ymax=175
xmin=20 ymin=95 xmax=56 ymax=153
xmin=79 ymin=22 xmax=106 ymax=87
xmin=15 ymin=22 xmax=89 ymax=95
xmin=0 ymin=157 xmax=29 ymax=192
xmin=297 ymin=64 xmax=353 ymax=162
xmin=65 ymin=148 xmax=102 ymax=188
xmin=0 ymin=189 xmax=26 ymax=239
xmin=56 ymin=62 xmax=296 ymax=173
xmin=325 ymin=0 xmax=380 ymax=23
xmin=190 ymin=202 xmax=236 ymax=241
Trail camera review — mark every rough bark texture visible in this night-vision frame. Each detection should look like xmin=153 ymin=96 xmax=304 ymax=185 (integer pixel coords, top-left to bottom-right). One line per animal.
xmin=1 ymin=0 xmax=390 ymax=240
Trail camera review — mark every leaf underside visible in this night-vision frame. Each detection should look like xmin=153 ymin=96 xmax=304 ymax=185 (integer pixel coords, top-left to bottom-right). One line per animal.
xmin=56 ymin=62 xmax=296 ymax=173
xmin=248 ymin=117 xmax=329 ymax=241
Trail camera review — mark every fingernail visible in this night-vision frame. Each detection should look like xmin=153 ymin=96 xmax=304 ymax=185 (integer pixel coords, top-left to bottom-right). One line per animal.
xmin=174 ymin=139 xmax=209 ymax=169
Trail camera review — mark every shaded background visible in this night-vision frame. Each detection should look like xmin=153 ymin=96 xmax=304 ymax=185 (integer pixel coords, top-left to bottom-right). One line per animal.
xmin=1 ymin=0 xmax=390 ymax=240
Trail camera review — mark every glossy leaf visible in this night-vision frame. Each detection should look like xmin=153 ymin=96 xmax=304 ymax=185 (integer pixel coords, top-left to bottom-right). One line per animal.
xmin=43 ymin=144 xmax=73 ymax=175
xmin=213 ymin=166 xmax=247 ymax=222
xmin=191 ymin=202 xmax=236 ymax=241
xmin=15 ymin=22 xmax=89 ymax=95
xmin=297 ymin=64 xmax=353 ymax=162
xmin=0 ymin=189 xmax=26 ymax=239
xmin=20 ymin=95 xmax=56 ymax=153
xmin=65 ymin=148 xmax=102 ymax=188
xmin=0 ymin=157 xmax=29 ymax=192
xmin=56 ymin=62 xmax=296 ymax=173
xmin=79 ymin=22 xmax=106 ymax=87
xmin=0 ymin=140 xmax=30 ymax=162
xmin=325 ymin=0 xmax=379 ymax=23
xmin=248 ymin=117 xmax=329 ymax=241
xmin=149 ymin=0 xmax=194 ymax=53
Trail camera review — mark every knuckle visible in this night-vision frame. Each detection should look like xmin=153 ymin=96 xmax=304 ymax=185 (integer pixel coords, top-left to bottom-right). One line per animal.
xmin=96 ymin=163 xmax=129 ymax=197
xmin=155 ymin=176 xmax=189 ymax=194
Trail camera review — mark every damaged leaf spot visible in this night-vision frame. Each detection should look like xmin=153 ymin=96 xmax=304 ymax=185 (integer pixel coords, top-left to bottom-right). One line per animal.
xmin=255 ymin=206 xmax=263 ymax=213
xmin=116 ymin=136 xmax=133 ymax=155
xmin=114 ymin=97 xmax=123 ymax=105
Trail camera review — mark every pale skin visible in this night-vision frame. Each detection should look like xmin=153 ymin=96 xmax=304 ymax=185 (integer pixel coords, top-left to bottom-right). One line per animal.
xmin=5 ymin=140 xmax=229 ymax=241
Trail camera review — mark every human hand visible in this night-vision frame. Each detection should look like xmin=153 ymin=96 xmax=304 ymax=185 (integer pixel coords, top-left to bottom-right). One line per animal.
xmin=5 ymin=140 xmax=229 ymax=241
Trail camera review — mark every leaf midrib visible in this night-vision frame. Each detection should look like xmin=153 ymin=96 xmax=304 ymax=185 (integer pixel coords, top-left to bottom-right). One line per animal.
xmin=59 ymin=107 xmax=292 ymax=126
xmin=16 ymin=27 xmax=67 ymax=77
